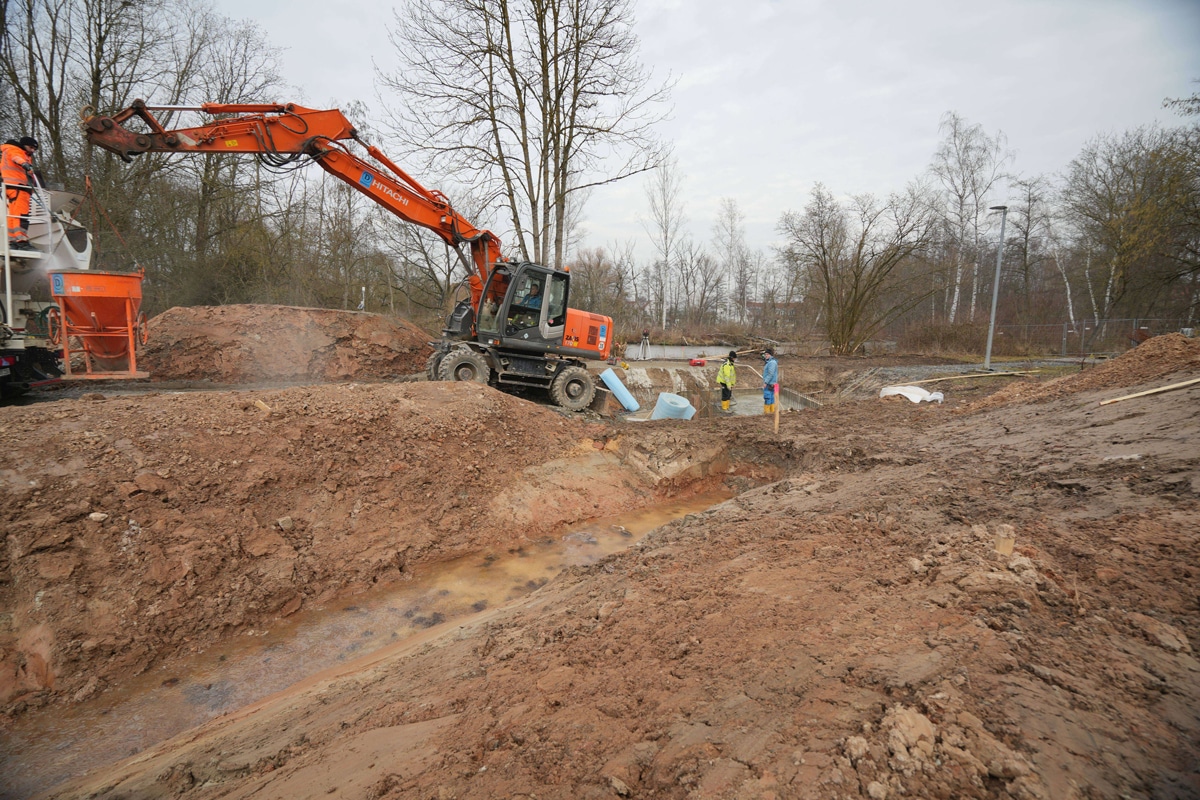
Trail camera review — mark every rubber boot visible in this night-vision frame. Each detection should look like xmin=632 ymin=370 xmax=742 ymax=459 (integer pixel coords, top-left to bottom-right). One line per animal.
xmin=721 ymin=400 xmax=730 ymax=412
xmin=763 ymin=404 xmax=771 ymax=415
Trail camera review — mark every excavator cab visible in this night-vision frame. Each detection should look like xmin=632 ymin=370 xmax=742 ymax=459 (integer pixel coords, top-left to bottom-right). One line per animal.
xmin=476 ymin=263 xmax=568 ymax=353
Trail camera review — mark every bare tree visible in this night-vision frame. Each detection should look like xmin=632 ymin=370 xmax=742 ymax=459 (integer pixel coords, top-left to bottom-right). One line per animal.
xmin=1045 ymin=215 xmax=1080 ymax=329
xmin=74 ymin=0 xmax=176 ymax=179
xmin=672 ymin=239 xmax=724 ymax=326
xmin=1007 ymin=175 xmax=1054 ymax=321
xmin=928 ymin=111 xmax=1010 ymax=323
xmin=1060 ymin=126 xmax=1191 ymax=321
xmin=711 ymin=197 xmax=752 ymax=321
xmin=80 ymin=3 xmax=286 ymax=306
xmin=778 ymin=184 xmax=935 ymax=354
xmin=185 ymin=11 xmax=282 ymax=273
xmin=1163 ymin=85 xmax=1200 ymax=318
xmin=1 ymin=0 xmax=81 ymax=181
xmin=569 ymin=244 xmax=635 ymax=327
xmin=1163 ymin=80 xmax=1200 ymax=118
xmin=642 ymin=154 xmax=685 ymax=329
xmin=382 ymin=0 xmax=671 ymax=269
xmin=0 ymin=70 xmax=17 ymax=131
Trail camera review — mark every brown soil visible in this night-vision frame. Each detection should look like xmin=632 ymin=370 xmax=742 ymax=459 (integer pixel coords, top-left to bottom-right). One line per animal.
xmin=141 ymin=305 xmax=433 ymax=383
xmin=966 ymin=333 xmax=1200 ymax=411
xmin=1 ymin=321 xmax=1198 ymax=800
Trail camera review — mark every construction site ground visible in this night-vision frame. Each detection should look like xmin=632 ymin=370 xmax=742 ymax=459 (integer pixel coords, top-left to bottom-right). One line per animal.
xmin=1 ymin=306 xmax=1197 ymax=800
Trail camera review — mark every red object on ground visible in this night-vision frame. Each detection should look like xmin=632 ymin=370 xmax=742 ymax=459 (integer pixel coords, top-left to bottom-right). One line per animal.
xmin=689 ymin=358 xmax=706 ymax=366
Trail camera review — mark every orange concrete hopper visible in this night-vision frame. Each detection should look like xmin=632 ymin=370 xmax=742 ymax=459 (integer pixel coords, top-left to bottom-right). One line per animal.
xmin=48 ymin=269 xmax=149 ymax=379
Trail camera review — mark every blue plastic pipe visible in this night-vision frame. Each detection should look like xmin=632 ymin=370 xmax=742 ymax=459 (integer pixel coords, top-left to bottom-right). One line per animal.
xmin=599 ymin=368 xmax=640 ymax=411
xmin=650 ymin=392 xmax=696 ymax=420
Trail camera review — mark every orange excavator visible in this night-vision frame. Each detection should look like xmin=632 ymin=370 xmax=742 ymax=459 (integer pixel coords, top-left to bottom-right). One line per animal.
xmin=82 ymin=100 xmax=613 ymax=410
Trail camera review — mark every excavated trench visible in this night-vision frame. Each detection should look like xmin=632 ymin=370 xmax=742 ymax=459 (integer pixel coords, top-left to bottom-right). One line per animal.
xmin=2 ymin=491 xmax=731 ymax=797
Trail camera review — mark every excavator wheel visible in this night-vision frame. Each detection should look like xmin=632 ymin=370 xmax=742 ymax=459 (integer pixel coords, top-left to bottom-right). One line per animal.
xmin=438 ymin=349 xmax=490 ymax=383
xmin=425 ymin=351 xmax=445 ymax=381
xmin=550 ymin=365 xmax=596 ymax=412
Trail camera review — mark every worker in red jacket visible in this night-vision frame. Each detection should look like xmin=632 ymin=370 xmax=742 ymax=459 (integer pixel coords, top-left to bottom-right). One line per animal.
xmin=2 ymin=136 xmax=39 ymax=250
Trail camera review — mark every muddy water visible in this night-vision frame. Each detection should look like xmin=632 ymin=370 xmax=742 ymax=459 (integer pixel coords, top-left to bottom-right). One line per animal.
xmin=627 ymin=388 xmax=818 ymax=420
xmin=0 ymin=492 xmax=729 ymax=799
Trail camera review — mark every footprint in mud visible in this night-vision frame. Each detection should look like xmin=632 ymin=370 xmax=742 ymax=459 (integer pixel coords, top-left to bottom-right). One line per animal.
xmin=412 ymin=612 xmax=446 ymax=628
xmin=472 ymin=599 xmax=488 ymax=612
xmin=160 ymin=677 xmax=180 ymax=688
xmin=563 ymin=531 xmax=598 ymax=545
xmin=183 ymin=680 xmax=236 ymax=710
xmin=505 ymin=582 xmax=549 ymax=600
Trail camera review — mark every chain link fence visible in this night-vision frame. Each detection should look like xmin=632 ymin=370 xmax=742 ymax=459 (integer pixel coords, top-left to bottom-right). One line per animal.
xmin=992 ymin=319 xmax=1194 ymax=357
xmin=890 ymin=318 xmax=1195 ymax=358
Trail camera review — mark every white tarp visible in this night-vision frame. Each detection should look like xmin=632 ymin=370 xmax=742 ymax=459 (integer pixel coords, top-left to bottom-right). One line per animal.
xmin=879 ymin=385 xmax=944 ymax=403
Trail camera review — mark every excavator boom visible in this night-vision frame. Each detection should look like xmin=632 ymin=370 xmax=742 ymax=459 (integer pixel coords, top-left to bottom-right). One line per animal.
xmin=83 ymin=100 xmax=502 ymax=287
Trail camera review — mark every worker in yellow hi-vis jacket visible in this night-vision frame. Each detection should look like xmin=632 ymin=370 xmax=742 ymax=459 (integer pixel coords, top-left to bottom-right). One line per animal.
xmin=717 ymin=350 xmax=737 ymax=413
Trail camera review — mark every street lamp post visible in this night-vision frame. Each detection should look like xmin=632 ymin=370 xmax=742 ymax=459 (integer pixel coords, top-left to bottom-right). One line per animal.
xmin=983 ymin=205 xmax=1008 ymax=371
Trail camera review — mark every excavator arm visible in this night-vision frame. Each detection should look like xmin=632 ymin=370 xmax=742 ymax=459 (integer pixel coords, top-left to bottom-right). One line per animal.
xmin=82 ymin=100 xmax=503 ymax=298
xmin=83 ymin=99 xmax=615 ymax=387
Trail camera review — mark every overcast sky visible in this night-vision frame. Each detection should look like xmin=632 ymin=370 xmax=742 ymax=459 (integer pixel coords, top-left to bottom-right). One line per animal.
xmin=212 ymin=0 xmax=1199 ymax=263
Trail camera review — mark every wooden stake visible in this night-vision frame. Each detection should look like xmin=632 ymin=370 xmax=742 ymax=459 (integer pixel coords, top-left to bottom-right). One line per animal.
xmin=897 ymin=370 xmax=1037 ymax=386
xmin=773 ymin=383 xmax=780 ymax=434
xmin=1098 ymin=377 xmax=1200 ymax=406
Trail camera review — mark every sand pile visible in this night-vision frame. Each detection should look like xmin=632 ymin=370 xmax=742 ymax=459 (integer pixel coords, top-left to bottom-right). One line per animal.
xmin=141 ymin=305 xmax=433 ymax=383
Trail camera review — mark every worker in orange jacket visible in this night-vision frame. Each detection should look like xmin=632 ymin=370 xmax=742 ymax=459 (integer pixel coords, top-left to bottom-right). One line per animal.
xmin=2 ymin=136 xmax=39 ymax=250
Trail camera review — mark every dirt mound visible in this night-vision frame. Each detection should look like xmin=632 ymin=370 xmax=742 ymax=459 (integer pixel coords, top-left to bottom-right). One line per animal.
xmin=2 ymin=382 xmax=711 ymax=717
xmin=141 ymin=305 xmax=433 ymax=383
xmin=968 ymin=332 xmax=1200 ymax=411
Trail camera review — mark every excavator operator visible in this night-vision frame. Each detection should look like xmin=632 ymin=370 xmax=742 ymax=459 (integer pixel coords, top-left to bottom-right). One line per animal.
xmin=507 ymin=277 xmax=545 ymax=332
xmin=525 ymin=282 xmax=542 ymax=309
